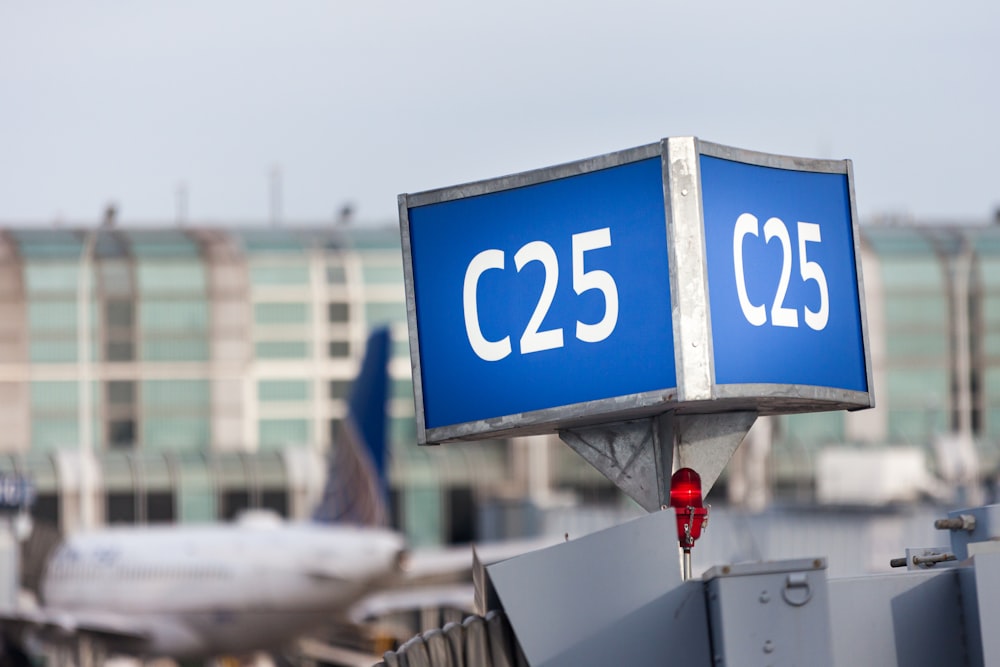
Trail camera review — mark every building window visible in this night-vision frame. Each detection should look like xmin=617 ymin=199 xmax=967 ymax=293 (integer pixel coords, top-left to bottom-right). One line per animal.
xmin=329 ymin=380 xmax=352 ymax=400
xmin=106 ymin=492 xmax=137 ymax=524
xmin=106 ymin=341 xmax=135 ymax=362
xmin=109 ymin=419 xmax=136 ymax=447
xmin=250 ymin=265 xmax=309 ymax=286
xmin=255 ymin=341 xmax=309 ymax=359
xmin=326 ymin=265 xmax=347 ymax=285
xmin=105 ymin=300 xmax=134 ymax=327
xmin=254 ymin=302 xmax=309 ymax=325
xmin=328 ymin=302 xmax=350 ymax=323
xmin=362 ymin=264 xmax=404 ymax=285
xmin=258 ymin=380 xmax=310 ymax=402
xmin=107 ymin=381 xmax=135 ymax=405
xmin=364 ymin=301 xmax=406 ymax=327
xmin=146 ymin=492 xmax=175 ymax=523
xmin=259 ymin=419 xmax=310 ymax=449
xmin=328 ymin=340 xmax=350 ymax=358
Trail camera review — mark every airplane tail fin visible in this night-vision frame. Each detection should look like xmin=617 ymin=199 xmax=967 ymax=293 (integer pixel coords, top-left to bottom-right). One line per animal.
xmin=312 ymin=326 xmax=392 ymax=527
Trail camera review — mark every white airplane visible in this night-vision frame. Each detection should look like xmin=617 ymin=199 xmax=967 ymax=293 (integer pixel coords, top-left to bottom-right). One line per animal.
xmin=1 ymin=328 xmax=407 ymax=662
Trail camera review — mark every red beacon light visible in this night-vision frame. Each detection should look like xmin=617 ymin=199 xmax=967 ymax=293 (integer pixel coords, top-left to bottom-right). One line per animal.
xmin=669 ymin=468 xmax=709 ymax=577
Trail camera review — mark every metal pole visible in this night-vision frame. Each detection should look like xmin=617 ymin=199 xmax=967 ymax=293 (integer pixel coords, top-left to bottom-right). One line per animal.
xmin=77 ymin=229 xmax=97 ymax=530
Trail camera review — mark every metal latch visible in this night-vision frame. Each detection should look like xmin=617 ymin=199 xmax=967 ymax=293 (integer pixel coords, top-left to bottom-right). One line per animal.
xmin=782 ymin=572 xmax=812 ymax=606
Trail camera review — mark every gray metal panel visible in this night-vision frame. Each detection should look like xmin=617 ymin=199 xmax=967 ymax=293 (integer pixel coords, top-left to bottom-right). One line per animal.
xmin=959 ymin=550 xmax=1000 ymax=667
xmin=706 ymin=558 xmax=833 ymax=667
xmin=828 ymin=569 xmax=967 ymax=667
xmin=942 ymin=504 xmax=1000 ymax=560
xmin=484 ymin=509 xmax=711 ymax=666
xmin=558 ymin=414 xmax=674 ymax=512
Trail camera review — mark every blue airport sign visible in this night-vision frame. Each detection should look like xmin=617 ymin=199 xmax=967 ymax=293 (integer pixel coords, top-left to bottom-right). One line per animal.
xmin=700 ymin=153 xmax=868 ymax=393
xmin=400 ymin=138 xmax=872 ymax=444
xmin=403 ymin=149 xmax=676 ymax=441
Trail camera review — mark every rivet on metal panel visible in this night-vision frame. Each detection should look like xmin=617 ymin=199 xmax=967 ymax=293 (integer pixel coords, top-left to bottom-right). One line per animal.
xmin=763 ymin=640 xmax=775 ymax=654
xmin=782 ymin=573 xmax=812 ymax=607
xmin=759 ymin=590 xmax=770 ymax=604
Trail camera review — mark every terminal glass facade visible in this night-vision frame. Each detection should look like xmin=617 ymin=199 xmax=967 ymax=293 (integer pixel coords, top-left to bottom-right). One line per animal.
xmin=2 ymin=222 xmax=1000 ymax=543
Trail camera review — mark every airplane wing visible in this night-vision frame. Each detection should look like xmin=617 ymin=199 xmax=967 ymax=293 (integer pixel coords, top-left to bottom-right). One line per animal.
xmin=348 ymin=535 xmax=564 ymax=626
xmin=399 ymin=535 xmax=565 ymax=584
xmin=349 ymin=583 xmax=476 ymax=624
xmin=0 ymin=605 xmax=150 ymax=654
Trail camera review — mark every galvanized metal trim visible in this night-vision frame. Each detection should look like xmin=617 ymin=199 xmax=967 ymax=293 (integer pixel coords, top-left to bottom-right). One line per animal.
xmin=665 ymin=137 xmax=714 ymax=402
xmin=711 ymin=383 xmax=870 ymax=406
xmin=403 ymin=143 xmax=661 ymax=208
xmin=397 ymin=193 xmax=429 ymax=445
xmin=424 ymin=387 xmax=680 ymax=445
xmin=697 ymin=140 xmax=850 ymax=175
xmin=845 ymin=159 xmax=876 ymax=407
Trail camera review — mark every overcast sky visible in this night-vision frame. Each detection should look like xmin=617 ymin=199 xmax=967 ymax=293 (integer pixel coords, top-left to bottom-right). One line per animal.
xmin=1 ymin=1 xmax=997 ymax=227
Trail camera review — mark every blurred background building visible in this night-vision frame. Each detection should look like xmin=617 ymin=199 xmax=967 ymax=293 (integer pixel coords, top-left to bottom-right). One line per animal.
xmin=1 ymin=220 xmax=999 ymax=552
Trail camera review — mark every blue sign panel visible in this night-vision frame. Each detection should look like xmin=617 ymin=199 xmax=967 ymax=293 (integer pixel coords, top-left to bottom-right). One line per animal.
xmin=700 ymin=155 xmax=867 ymax=392
xmin=407 ymin=157 xmax=676 ymax=431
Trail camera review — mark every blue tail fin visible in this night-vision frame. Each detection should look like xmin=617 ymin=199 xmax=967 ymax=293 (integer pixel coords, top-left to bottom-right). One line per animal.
xmin=312 ymin=326 xmax=391 ymax=526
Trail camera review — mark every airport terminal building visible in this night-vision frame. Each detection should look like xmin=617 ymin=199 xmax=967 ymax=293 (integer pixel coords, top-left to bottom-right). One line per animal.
xmin=0 ymin=221 xmax=999 ymax=545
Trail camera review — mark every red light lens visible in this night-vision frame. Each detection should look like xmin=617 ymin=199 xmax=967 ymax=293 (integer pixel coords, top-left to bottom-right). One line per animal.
xmin=669 ymin=468 xmax=703 ymax=509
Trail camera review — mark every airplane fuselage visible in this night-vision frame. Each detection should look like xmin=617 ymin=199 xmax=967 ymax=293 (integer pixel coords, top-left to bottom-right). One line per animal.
xmin=40 ymin=520 xmax=405 ymax=658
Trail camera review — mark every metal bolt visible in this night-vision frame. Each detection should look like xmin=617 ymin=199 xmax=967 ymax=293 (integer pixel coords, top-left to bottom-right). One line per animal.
xmin=681 ymin=188 xmax=689 ymax=196
xmin=912 ymin=552 xmax=956 ymax=567
xmin=935 ymin=514 xmax=976 ymax=532
xmin=759 ymin=591 xmax=770 ymax=604
xmin=763 ymin=640 xmax=775 ymax=654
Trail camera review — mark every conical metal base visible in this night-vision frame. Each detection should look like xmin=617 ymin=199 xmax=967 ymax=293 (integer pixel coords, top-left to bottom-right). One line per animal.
xmin=559 ymin=411 xmax=756 ymax=511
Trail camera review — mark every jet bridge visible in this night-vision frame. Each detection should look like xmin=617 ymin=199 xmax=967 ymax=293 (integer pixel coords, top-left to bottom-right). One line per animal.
xmin=378 ymin=503 xmax=1000 ymax=667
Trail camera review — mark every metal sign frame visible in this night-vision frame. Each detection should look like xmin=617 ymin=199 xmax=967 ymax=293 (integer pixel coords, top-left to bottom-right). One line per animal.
xmin=399 ymin=137 xmax=873 ymax=445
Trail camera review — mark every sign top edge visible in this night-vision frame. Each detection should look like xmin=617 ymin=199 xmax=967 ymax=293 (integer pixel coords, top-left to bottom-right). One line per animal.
xmin=695 ymin=138 xmax=851 ymax=175
xmin=401 ymin=141 xmax=663 ymax=209
xmin=401 ymin=137 xmax=853 ymax=210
